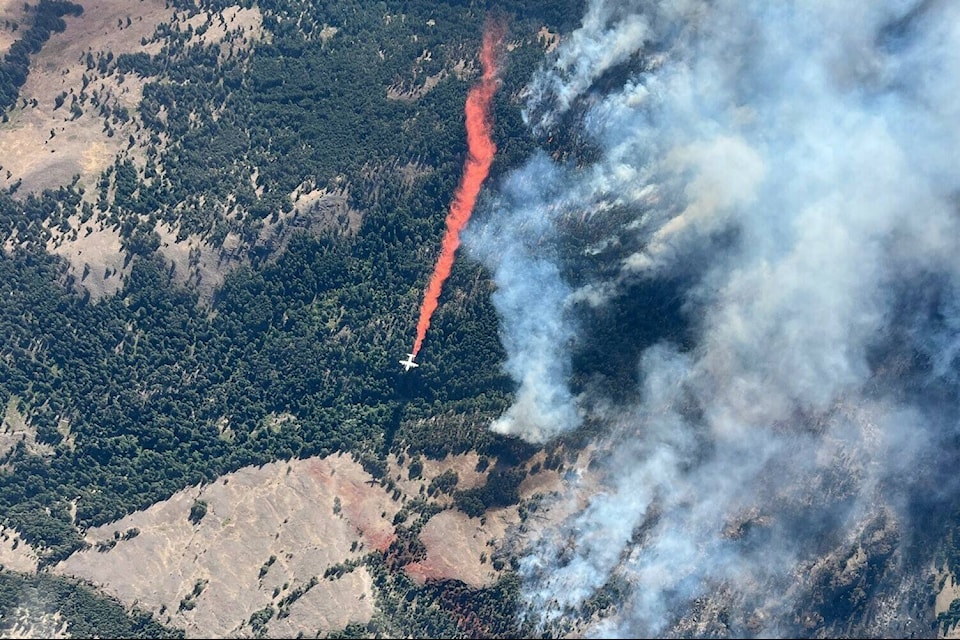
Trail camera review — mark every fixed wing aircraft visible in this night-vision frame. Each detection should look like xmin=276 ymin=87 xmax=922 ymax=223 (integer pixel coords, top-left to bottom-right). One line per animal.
xmin=399 ymin=353 xmax=419 ymax=371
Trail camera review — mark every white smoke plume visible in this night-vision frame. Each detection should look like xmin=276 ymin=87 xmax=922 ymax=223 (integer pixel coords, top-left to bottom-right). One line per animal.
xmin=468 ymin=155 xmax=582 ymax=441
xmin=466 ymin=0 xmax=960 ymax=636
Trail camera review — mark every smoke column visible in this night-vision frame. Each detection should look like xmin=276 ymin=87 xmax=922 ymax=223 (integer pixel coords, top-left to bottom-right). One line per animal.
xmin=410 ymin=23 xmax=503 ymax=359
xmin=465 ymin=0 xmax=960 ymax=636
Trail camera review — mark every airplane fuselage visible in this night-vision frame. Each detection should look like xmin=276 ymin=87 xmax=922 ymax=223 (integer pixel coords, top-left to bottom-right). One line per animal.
xmin=400 ymin=353 xmax=419 ymax=371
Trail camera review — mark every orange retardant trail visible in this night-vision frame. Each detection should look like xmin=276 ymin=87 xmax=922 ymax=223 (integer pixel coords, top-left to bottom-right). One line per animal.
xmin=411 ymin=24 xmax=503 ymax=358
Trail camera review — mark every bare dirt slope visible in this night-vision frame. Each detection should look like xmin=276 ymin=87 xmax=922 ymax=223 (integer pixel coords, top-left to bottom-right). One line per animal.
xmin=45 ymin=213 xmax=129 ymax=301
xmin=55 ymin=454 xmax=397 ymax=638
xmin=0 ymin=524 xmax=39 ymax=574
xmin=0 ymin=1 xmax=265 ymax=301
xmin=50 ymin=447 xmax=568 ymax=637
xmin=0 ymin=0 xmax=174 ymax=195
xmin=2 ymin=608 xmax=69 ymax=639
xmin=0 ymin=0 xmax=28 ymax=60
xmin=0 ymin=395 xmax=54 ymax=461
xmin=936 ymin=566 xmax=960 ymax=638
xmin=403 ymin=507 xmax=514 ymax=588
xmin=397 ymin=451 xmax=565 ymax=589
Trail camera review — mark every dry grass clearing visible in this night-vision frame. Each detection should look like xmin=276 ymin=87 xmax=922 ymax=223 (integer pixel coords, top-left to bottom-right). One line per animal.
xmin=0 ymin=0 xmax=176 ymax=301
xmin=0 ymin=0 xmax=264 ymax=197
xmin=386 ymin=450 xmax=489 ymax=500
xmin=2 ymin=608 xmax=69 ymax=639
xmin=45 ymin=213 xmax=129 ymax=301
xmin=0 ymin=395 xmax=54 ymax=461
xmin=256 ymin=183 xmax=363 ymax=256
xmin=538 ymin=26 xmax=560 ymax=52
xmin=0 ymin=1 xmax=267 ymax=301
xmin=385 ymin=449 xmax=566 ymax=589
xmin=402 ymin=462 xmax=566 ymax=588
xmin=0 ymin=0 xmax=176 ymax=195
xmin=180 ymin=4 xmax=262 ymax=51
xmin=386 ymin=58 xmax=468 ymax=102
xmin=47 ymin=444 xmax=575 ymax=636
xmin=0 ymin=524 xmax=39 ymax=574
xmin=155 ymin=222 xmax=228 ymax=302
xmin=55 ymin=454 xmax=398 ymax=638
xmin=0 ymin=0 xmax=27 ymax=59
xmin=404 ymin=507 xmax=515 ymax=588
xmin=936 ymin=566 xmax=960 ymax=638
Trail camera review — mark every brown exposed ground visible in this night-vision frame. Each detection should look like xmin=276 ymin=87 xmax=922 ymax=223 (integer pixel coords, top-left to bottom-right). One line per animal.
xmin=404 ymin=507 xmax=516 ymax=588
xmin=256 ymin=183 xmax=363 ymax=255
xmin=0 ymin=1 xmax=264 ymax=196
xmin=0 ymin=524 xmax=39 ymax=574
xmin=2 ymin=608 xmax=69 ymax=639
xmin=936 ymin=566 xmax=960 ymax=638
xmin=385 ymin=450 xmax=489 ymax=501
xmin=538 ymin=26 xmax=560 ymax=53
xmin=0 ymin=522 xmax=53 ymax=637
xmin=179 ymin=5 xmax=262 ymax=51
xmin=55 ymin=454 xmax=396 ymax=638
xmin=0 ymin=0 xmax=174 ymax=303
xmin=493 ymin=446 xmax=604 ymax=562
xmin=0 ymin=395 xmax=54 ymax=462
xmin=45 ymin=447 xmax=572 ymax=636
xmin=0 ymin=0 xmax=174 ymax=196
xmin=155 ymin=222 xmax=228 ymax=302
xmin=386 ymin=53 xmax=468 ymax=102
xmin=0 ymin=0 xmax=26 ymax=59
xmin=45 ymin=213 xmax=129 ymax=301
xmin=0 ymin=1 xmax=265 ymax=301
xmin=387 ymin=451 xmax=506 ymax=587
xmin=393 ymin=450 xmax=566 ymax=589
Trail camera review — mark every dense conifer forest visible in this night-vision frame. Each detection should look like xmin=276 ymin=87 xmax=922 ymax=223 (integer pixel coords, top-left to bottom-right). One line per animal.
xmin=0 ymin=0 xmax=583 ymax=635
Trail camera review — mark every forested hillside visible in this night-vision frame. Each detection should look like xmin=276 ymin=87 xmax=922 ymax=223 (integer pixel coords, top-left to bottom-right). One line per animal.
xmin=0 ymin=0 xmax=583 ymax=636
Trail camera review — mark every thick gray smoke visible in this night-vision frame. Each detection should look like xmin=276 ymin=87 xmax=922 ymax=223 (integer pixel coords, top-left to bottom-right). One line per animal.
xmin=465 ymin=0 xmax=960 ymax=636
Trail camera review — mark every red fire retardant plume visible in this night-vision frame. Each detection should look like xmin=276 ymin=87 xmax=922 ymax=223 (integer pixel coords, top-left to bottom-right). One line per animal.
xmin=411 ymin=23 xmax=503 ymax=359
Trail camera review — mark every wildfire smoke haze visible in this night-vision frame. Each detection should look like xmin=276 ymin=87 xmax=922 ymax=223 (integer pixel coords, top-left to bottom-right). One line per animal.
xmin=411 ymin=22 xmax=504 ymax=359
xmin=466 ymin=0 xmax=960 ymax=637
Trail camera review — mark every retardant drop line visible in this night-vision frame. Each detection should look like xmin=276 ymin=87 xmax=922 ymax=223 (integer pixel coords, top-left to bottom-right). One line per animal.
xmin=410 ymin=22 xmax=504 ymax=359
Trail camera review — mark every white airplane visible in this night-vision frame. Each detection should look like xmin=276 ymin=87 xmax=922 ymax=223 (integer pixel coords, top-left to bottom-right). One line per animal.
xmin=399 ymin=353 xmax=419 ymax=371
